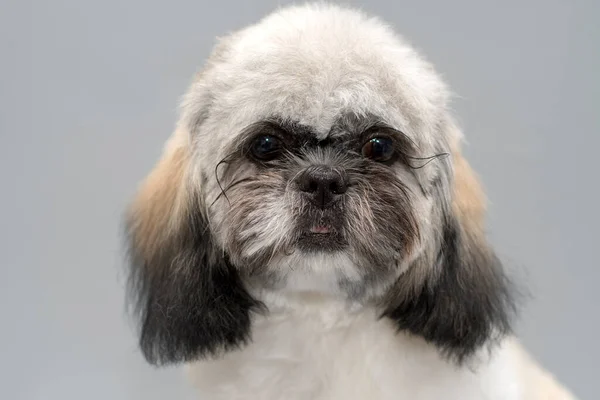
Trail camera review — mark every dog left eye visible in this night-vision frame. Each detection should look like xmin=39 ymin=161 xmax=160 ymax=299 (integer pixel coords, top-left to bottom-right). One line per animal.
xmin=250 ymin=135 xmax=283 ymax=160
xmin=361 ymin=137 xmax=395 ymax=162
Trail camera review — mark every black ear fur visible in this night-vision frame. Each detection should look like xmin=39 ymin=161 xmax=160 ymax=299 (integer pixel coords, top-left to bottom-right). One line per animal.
xmin=384 ymin=216 xmax=515 ymax=363
xmin=126 ymin=198 xmax=262 ymax=366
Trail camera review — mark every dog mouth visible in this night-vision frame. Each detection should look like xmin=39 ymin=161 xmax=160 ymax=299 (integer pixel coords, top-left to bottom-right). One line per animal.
xmin=296 ymin=222 xmax=347 ymax=252
xmin=309 ymin=225 xmax=333 ymax=234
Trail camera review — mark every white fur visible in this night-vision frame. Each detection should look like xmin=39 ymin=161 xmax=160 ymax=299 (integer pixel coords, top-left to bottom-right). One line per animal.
xmin=187 ymin=293 xmax=522 ymax=400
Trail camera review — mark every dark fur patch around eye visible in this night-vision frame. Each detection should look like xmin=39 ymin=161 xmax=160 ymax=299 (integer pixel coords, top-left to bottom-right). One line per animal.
xmin=125 ymin=196 xmax=264 ymax=365
xmin=236 ymin=119 xmax=318 ymax=163
xmin=234 ymin=114 xmax=433 ymax=172
xmin=383 ymin=216 xmax=515 ymax=364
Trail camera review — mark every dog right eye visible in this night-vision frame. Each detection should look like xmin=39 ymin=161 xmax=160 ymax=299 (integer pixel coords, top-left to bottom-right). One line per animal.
xmin=250 ymin=135 xmax=283 ymax=161
xmin=361 ymin=137 xmax=395 ymax=162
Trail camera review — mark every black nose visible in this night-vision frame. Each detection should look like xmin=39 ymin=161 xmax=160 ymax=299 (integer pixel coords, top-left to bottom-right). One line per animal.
xmin=296 ymin=166 xmax=348 ymax=209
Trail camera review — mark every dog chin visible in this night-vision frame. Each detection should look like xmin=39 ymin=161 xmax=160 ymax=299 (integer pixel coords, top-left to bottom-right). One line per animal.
xmin=263 ymin=250 xmax=361 ymax=295
xmin=296 ymin=231 xmax=347 ymax=253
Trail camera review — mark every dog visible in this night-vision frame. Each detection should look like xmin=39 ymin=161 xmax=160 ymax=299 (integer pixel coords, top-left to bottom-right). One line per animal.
xmin=124 ymin=3 xmax=577 ymax=399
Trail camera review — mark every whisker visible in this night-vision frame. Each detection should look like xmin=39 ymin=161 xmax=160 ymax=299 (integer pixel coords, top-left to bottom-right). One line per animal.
xmin=214 ymin=155 xmax=237 ymax=205
xmin=210 ymin=177 xmax=255 ymax=208
xmin=406 ymin=152 xmax=449 ymax=169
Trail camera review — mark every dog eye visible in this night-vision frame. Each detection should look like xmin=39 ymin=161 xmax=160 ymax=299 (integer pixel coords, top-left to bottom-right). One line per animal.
xmin=250 ymin=135 xmax=283 ymax=160
xmin=361 ymin=137 xmax=395 ymax=162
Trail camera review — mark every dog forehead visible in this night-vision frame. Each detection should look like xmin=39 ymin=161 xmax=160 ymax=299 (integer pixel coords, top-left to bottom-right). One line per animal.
xmin=218 ymin=9 xmax=443 ymax=123
xmin=190 ymin=4 xmax=450 ymax=159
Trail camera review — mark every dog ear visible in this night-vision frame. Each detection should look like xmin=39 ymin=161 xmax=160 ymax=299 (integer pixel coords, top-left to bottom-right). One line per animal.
xmin=124 ymin=128 xmax=261 ymax=366
xmin=384 ymin=123 xmax=515 ymax=363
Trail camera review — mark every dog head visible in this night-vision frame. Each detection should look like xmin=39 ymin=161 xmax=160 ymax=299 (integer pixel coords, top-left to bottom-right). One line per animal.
xmin=125 ymin=4 xmax=514 ymax=366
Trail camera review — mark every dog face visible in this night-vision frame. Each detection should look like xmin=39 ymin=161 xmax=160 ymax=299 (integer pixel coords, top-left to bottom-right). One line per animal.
xmin=125 ymin=4 xmax=514 ymax=366
xmin=209 ymin=114 xmax=431 ymax=296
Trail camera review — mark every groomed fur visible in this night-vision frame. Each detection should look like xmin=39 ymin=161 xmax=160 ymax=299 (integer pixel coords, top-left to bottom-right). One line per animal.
xmin=123 ymin=3 xmax=576 ymax=399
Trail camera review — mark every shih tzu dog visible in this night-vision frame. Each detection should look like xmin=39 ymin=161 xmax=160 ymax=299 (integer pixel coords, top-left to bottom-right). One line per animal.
xmin=124 ymin=3 xmax=577 ymax=399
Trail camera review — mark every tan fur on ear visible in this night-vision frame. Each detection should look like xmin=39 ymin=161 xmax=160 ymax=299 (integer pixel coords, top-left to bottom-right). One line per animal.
xmin=452 ymin=150 xmax=486 ymax=230
xmin=448 ymin=131 xmax=487 ymax=234
xmin=128 ymin=128 xmax=192 ymax=259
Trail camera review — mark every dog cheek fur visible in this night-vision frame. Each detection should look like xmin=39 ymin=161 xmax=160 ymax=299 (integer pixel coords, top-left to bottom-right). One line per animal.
xmin=382 ymin=140 xmax=516 ymax=364
xmin=124 ymin=134 xmax=263 ymax=366
xmin=349 ymin=162 xmax=419 ymax=263
xmin=213 ymin=161 xmax=296 ymax=274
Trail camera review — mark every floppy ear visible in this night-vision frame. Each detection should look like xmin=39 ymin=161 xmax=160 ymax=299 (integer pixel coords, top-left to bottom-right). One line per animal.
xmin=125 ymin=128 xmax=261 ymax=366
xmin=384 ymin=124 xmax=515 ymax=363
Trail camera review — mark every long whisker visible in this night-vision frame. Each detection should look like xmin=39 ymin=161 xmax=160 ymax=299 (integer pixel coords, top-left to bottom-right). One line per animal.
xmin=214 ymin=155 xmax=236 ymax=205
xmin=406 ymin=152 xmax=449 ymax=169
xmin=210 ymin=177 xmax=255 ymax=208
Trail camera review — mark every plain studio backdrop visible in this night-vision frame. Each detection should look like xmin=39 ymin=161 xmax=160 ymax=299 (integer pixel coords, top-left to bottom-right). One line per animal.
xmin=2 ymin=0 xmax=598 ymax=399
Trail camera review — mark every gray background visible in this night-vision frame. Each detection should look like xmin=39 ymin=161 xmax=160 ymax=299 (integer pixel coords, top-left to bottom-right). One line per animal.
xmin=2 ymin=0 xmax=598 ymax=399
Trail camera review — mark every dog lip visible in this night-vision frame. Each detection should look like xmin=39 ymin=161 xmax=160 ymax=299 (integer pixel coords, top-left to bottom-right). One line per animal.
xmin=297 ymin=229 xmax=347 ymax=252
xmin=309 ymin=225 xmax=332 ymax=234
